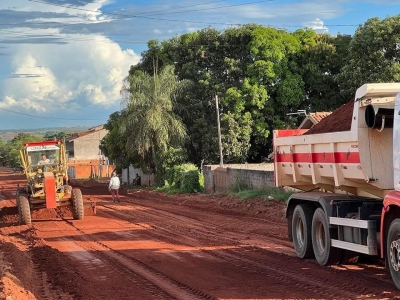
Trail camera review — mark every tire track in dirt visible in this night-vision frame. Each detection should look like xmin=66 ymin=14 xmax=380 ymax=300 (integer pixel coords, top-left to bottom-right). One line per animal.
xmin=116 ymin=195 xmax=400 ymax=296
xmin=97 ymin=200 xmax=400 ymax=299
xmin=0 ymin=184 xmax=7 ymax=201
xmin=0 ymin=227 xmax=75 ymax=300
xmin=96 ymin=204 xmax=355 ymax=298
xmin=120 ymin=195 xmax=290 ymax=242
xmin=97 ymin=206 xmax=349 ymax=298
xmin=99 ymin=200 xmax=294 ymax=252
xmin=34 ymin=217 xmax=216 ymax=300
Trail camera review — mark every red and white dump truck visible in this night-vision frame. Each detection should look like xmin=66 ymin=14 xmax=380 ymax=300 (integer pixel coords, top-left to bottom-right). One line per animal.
xmin=274 ymin=83 xmax=400 ymax=289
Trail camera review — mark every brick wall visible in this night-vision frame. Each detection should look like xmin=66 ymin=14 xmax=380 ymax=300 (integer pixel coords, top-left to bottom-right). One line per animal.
xmin=67 ymin=159 xmax=115 ymax=179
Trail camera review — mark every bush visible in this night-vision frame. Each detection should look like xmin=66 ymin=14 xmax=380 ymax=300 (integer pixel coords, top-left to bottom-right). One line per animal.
xmin=181 ymin=170 xmax=204 ymax=193
xmin=173 ymin=163 xmax=198 ymax=188
xmin=157 ymin=163 xmax=204 ymax=193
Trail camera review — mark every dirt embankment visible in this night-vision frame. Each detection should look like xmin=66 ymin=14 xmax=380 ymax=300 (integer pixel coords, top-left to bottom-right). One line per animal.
xmin=1 ymin=171 xmax=400 ymax=299
xmin=305 ymin=99 xmax=354 ymax=134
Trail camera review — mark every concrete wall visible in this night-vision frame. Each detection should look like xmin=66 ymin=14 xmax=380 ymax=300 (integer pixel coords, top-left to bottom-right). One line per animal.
xmin=203 ymin=165 xmax=218 ymax=193
xmin=69 ymin=128 xmax=108 ymax=160
xmin=203 ymin=163 xmax=275 ymax=193
xmin=122 ymin=165 xmax=155 ymax=186
xmin=226 ymin=168 xmax=274 ymax=190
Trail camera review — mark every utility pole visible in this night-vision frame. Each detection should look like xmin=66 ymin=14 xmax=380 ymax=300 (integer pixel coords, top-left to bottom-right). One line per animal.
xmin=215 ymin=94 xmax=223 ymax=167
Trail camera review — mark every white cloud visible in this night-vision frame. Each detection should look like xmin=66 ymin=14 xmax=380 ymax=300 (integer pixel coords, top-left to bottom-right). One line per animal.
xmin=0 ymin=33 xmax=140 ymax=112
xmin=0 ymin=1 xmax=140 ymax=116
xmin=303 ymin=18 xmax=329 ymax=33
xmin=0 ymin=0 xmax=111 ymax=23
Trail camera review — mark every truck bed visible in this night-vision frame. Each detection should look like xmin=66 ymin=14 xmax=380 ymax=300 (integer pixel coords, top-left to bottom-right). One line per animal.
xmin=274 ymin=83 xmax=400 ymax=198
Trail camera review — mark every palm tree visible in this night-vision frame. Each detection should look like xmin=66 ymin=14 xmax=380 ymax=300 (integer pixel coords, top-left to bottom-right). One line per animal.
xmin=120 ymin=65 xmax=188 ymax=169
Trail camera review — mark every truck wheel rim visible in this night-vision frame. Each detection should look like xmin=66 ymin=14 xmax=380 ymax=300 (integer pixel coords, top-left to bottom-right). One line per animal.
xmin=295 ymin=217 xmax=304 ymax=248
xmin=316 ymin=221 xmax=325 ymax=253
xmin=390 ymin=240 xmax=400 ymax=272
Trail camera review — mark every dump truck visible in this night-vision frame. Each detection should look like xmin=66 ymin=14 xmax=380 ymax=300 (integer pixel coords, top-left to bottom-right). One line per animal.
xmin=16 ymin=140 xmax=87 ymax=224
xmin=274 ymin=83 xmax=400 ymax=289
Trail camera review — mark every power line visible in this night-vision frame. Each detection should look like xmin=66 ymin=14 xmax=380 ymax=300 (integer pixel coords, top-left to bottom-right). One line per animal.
xmin=24 ymin=0 xmax=359 ymax=28
xmin=25 ymin=0 xmax=263 ymax=26
xmin=0 ymin=107 xmax=103 ymax=126
xmin=136 ymin=1 xmax=275 ymax=17
xmin=133 ymin=0 xmax=228 ymax=15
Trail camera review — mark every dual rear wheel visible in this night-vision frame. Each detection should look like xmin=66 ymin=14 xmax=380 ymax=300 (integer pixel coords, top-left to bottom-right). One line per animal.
xmin=292 ymin=205 xmax=341 ymax=265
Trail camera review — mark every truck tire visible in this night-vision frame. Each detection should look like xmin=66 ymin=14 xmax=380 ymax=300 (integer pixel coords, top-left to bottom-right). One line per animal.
xmin=72 ymin=188 xmax=84 ymax=220
xmin=311 ymin=208 xmax=341 ymax=265
xmin=292 ymin=204 xmax=314 ymax=258
xmin=18 ymin=195 xmax=31 ymax=225
xmin=387 ymin=219 xmax=400 ymax=289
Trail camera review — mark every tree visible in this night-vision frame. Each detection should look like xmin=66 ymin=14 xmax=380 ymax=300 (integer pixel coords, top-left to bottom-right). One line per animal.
xmin=336 ymin=15 xmax=400 ymax=99
xmin=293 ymin=30 xmax=351 ymax=112
xmin=100 ymin=111 xmax=132 ymax=170
xmin=0 ymin=137 xmax=6 ymax=166
xmin=44 ymin=132 xmax=72 ymax=141
xmin=121 ymin=65 xmax=189 ymax=172
xmin=5 ymin=133 xmax=41 ymax=167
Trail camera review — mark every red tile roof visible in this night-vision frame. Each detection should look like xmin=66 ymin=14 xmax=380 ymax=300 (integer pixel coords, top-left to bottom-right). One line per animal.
xmin=66 ymin=125 xmax=104 ymax=142
xmin=308 ymin=112 xmax=332 ymax=123
xmin=298 ymin=112 xmax=333 ymax=129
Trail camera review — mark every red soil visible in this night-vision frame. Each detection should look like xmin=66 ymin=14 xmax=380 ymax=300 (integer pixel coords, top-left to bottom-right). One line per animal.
xmin=305 ymin=99 xmax=355 ymax=134
xmin=1 ymin=167 xmax=400 ymax=299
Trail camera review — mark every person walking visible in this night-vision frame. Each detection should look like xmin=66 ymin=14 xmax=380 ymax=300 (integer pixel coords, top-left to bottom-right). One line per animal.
xmin=109 ymin=172 xmax=120 ymax=203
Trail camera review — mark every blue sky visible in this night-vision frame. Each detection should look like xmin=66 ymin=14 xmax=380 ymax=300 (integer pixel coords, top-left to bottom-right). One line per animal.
xmin=0 ymin=0 xmax=398 ymax=130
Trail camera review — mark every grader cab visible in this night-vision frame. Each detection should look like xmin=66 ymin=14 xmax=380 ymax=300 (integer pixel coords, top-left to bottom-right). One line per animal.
xmin=16 ymin=141 xmax=85 ymax=224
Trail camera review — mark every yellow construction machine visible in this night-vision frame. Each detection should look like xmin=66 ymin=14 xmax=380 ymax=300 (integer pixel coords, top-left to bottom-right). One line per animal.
xmin=16 ymin=140 xmax=89 ymax=224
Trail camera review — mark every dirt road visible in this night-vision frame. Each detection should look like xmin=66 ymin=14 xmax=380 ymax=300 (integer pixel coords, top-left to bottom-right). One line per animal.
xmin=1 ymin=168 xmax=400 ymax=299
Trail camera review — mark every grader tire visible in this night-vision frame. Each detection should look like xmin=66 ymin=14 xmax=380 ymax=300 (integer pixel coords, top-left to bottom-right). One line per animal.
xmin=16 ymin=189 xmax=24 ymax=222
xmin=72 ymin=188 xmax=84 ymax=220
xmin=18 ymin=195 xmax=31 ymax=225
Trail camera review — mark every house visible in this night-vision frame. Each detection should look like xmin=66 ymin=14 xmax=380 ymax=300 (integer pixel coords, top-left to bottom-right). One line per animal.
xmin=65 ymin=125 xmax=107 ymax=160
xmin=65 ymin=125 xmax=114 ymax=179
xmin=298 ymin=112 xmax=332 ymax=129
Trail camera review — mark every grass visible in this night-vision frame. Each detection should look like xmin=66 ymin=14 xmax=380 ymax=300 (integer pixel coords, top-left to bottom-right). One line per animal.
xmin=231 ymin=187 xmax=294 ymax=201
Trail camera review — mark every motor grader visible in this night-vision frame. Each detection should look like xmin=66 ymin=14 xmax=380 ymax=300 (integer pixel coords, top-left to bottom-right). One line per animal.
xmin=16 ymin=140 xmax=86 ymax=224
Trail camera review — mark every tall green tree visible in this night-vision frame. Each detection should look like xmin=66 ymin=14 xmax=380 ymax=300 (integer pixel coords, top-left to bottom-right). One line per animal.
xmin=121 ymin=65 xmax=189 ymax=171
xmin=337 ymin=15 xmax=400 ymax=99
xmin=292 ymin=30 xmax=351 ymax=112
xmin=100 ymin=111 xmax=133 ymax=170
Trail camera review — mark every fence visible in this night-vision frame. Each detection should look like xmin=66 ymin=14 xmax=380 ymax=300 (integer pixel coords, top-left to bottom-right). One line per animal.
xmin=203 ymin=163 xmax=275 ymax=193
xmin=121 ymin=165 xmax=155 ymax=186
xmin=67 ymin=160 xmax=115 ymax=179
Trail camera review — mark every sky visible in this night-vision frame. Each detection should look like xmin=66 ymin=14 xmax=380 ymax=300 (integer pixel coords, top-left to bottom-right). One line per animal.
xmin=0 ymin=0 xmax=399 ymax=130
